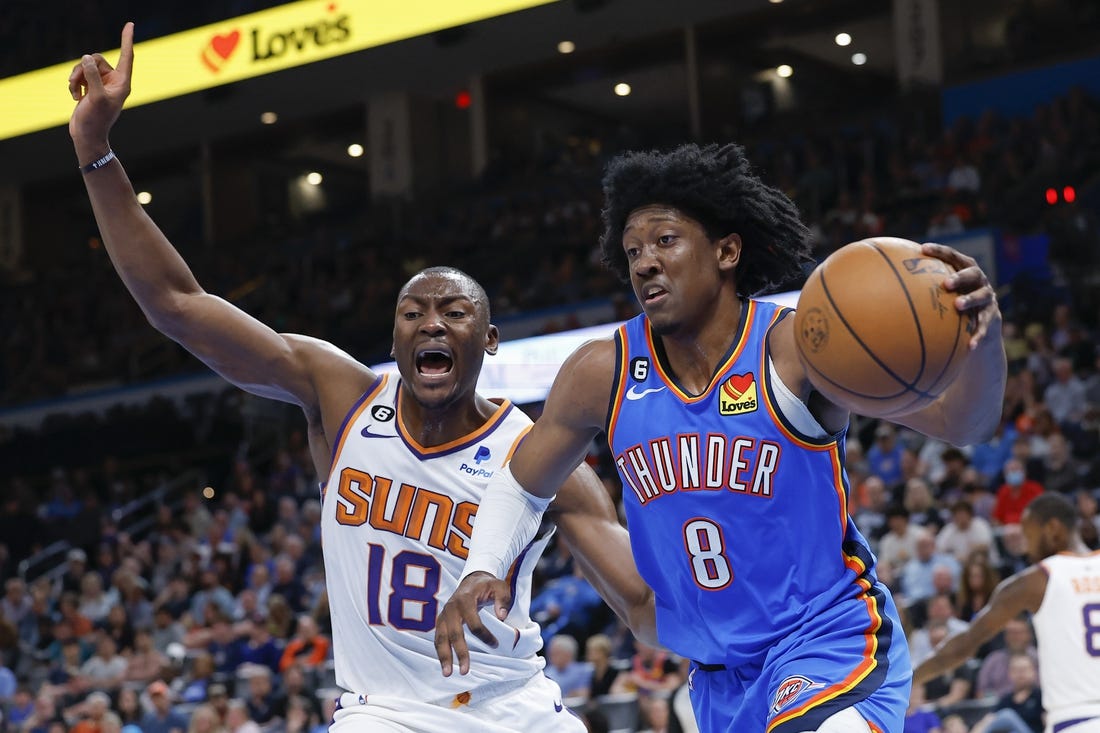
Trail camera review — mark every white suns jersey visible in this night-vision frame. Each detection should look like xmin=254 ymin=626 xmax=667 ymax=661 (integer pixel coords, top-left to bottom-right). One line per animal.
xmin=320 ymin=374 xmax=550 ymax=702
xmin=1033 ymin=552 xmax=1100 ymax=722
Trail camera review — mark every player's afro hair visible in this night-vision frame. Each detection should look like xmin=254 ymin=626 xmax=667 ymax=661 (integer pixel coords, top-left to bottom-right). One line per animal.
xmin=599 ymin=143 xmax=812 ymax=296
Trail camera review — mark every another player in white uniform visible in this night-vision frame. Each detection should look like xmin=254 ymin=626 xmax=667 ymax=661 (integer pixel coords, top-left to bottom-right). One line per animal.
xmin=914 ymin=494 xmax=1100 ymax=733
xmin=68 ymin=25 xmax=654 ymax=733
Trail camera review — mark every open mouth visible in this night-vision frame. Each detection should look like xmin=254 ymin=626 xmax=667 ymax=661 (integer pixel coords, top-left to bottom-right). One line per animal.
xmin=416 ymin=350 xmax=454 ymax=376
xmin=644 ymin=286 xmax=668 ymax=303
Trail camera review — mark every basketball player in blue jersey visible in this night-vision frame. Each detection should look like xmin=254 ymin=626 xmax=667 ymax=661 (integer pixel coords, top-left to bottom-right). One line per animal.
xmin=915 ymin=494 xmax=1100 ymax=733
xmin=437 ymin=143 xmax=1007 ymax=732
xmin=67 ymin=25 xmax=654 ymax=732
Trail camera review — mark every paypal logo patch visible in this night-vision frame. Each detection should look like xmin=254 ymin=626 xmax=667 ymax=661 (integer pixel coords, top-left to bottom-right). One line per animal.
xmin=474 ymin=446 xmax=491 ymax=464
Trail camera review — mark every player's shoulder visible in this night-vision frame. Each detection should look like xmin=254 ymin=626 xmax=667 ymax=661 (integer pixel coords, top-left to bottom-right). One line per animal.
xmin=282 ymin=333 xmax=375 ymax=381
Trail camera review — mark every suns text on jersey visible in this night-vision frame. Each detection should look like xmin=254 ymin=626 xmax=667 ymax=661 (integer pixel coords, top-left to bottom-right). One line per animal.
xmin=332 ymin=467 xmax=475 ymax=558
xmin=1070 ymin=575 xmax=1100 ymax=594
xmin=615 ymin=433 xmax=780 ymax=505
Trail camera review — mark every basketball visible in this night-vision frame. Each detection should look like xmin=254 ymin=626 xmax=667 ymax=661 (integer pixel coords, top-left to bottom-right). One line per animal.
xmin=793 ymin=237 xmax=974 ymax=417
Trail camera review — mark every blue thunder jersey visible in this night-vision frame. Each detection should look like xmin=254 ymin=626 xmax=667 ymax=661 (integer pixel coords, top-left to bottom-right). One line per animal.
xmin=607 ymin=299 xmax=905 ymax=729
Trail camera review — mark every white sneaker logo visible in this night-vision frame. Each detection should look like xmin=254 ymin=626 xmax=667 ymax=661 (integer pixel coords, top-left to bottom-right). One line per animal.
xmin=626 ymin=385 xmax=666 ymax=400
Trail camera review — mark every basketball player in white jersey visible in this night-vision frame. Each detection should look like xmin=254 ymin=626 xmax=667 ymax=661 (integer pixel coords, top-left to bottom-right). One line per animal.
xmin=67 ymin=24 xmax=654 ymax=732
xmin=914 ymin=494 xmax=1100 ymax=733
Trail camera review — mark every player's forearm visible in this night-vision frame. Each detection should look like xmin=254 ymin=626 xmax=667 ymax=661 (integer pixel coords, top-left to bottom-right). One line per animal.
xmin=75 ymin=142 xmax=205 ymax=332
xmin=912 ymin=634 xmax=976 ymax=685
xmin=461 ymin=465 xmax=552 ymax=579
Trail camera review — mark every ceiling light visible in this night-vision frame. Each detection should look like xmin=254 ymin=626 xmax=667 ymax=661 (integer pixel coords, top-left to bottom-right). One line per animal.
xmin=306 ymin=172 xmax=323 ymax=185
xmin=768 ymin=0 xmax=783 ymax=4
xmin=776 ymin=64 xmax=793 ymax=78
xmin=614 ymin=82 xmax=632 ymax=96
xmin=136 ymin=191 xmax=152 ymax=205
xmin=557 ymin=40 xmax=575 ymax=54
xmin=835 ymin=32 xmax=852 ymax=46
xmin=260 ymin=111 xmax=278 ymax=125
xmin=851 ymin=52 xmax=868 ymax=66
xmin=347 ymin=144 xmax=364 ymax=158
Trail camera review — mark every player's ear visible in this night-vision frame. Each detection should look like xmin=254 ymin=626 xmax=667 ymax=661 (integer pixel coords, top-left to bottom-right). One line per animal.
xmin=485 ymin=323 xmax=500 ymax=356
xmin=717 ymin=233 xmax=742 ymax=273
xmin=390 ymin=342 xmax=396 ymax=359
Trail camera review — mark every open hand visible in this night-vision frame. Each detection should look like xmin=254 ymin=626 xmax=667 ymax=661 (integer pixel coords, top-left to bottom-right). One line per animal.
xmin=433 ymin=571 xmax=512 ymax=677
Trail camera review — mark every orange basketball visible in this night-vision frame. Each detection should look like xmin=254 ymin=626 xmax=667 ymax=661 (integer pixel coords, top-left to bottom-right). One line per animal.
xmin=793 ymin=237 xmax=974 ymax=417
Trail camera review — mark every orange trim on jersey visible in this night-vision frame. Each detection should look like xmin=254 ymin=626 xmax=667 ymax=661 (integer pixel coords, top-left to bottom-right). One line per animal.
xmin=395 ymin=388 xmax=513 ymax=455
xmin=504 ymin=425 xmax=533 ymax=464
xmin=868 ymin=722 xmax=885 ymax=733
xmin=830 ymin=446 xmax=849 ymax=538
xmin=646 ymin=300 xmax=757 ymax=403
xmin=606 ymin=325 xmax=631 ymax=439
xmin=767 ymin=585 xmax=885 ymax=732
xmin=327 ymin=374 xmax=390 ymax=482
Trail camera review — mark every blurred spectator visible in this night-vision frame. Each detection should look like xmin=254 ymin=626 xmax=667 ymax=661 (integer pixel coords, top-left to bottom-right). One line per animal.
xmin=584 ymin=634 xmax=619 ymax=699
xmin=151 ymin=606 xmax=185 ymax=656
xmin=225 ymin=699 xmax=261 ymax=733
xmin=277 ymin=615 xmax=328 ymax=673
xmin=1042 ymin=434 xmax=1084 ymax=495
xmin=191 ymin=569 xmax=236 ymax=626
xmin=956 ymin=556 xmax=1001 ymax=623
xmin=611 ymin=640 xmax=683 ymax=697
xmin=919 ymin=622 xmax=974 ymax=712
xmin=101 ymin=604 xmax=135 ymax=655
xmin=115 ymin=687 xmax=143 ymax=729
xmin=543 ymin=634 xmax=592 ymax=701
xmin=991 ymin=459 xmax=1044 ymax=525
xmin=637 ymin=694 xmax=672 ymax=733
xmin=240 ymin=664 xmax=277 ymax=727
xmin=269 ymin=558 xmax=308 ymax=615
xmin=68 ymin=690 xmax=113 ymax=733
xmin=878 ymin=505 xmax=923 ymax=588
xmin=853 ymin=476 xmax=890 ymax=544
xmin=868 ymin=423 xmax=905 ymax=488
xmin=2 ymin=578 xmax=32 ymax=631
xmin=935 ymin=501 xmax=997 ymax=565
xmin=1043 ymin=357 xmax=1087 ymax=426
xmin=909 ymin=595 xmax=970 ymax=666
xmin=900 ymin=530 xmax=961 ymax=607
xmin=975 ymin=617 xmax=1039 ymax=700
xmin=903 ymin=684 xmax=942 ymax=733
xmin=187 ymin=703 xmax=226 ymax=733
xmin=271 ymin=665 xmax=322 ymax=725
xmin=1076 ymin=489 xmax=1100 ymax=549
xmin=971 ymin=654 xmax=1043 ymax=733
xmin=179 ymin=652 xmax=218 ymax=704
xmin=904 ymin=478 xmax=944 ymax=532
xmin=78 ymin=634 xmax=127 ymax=693
xmin=236 ymin=621 xmax=282 ymax=675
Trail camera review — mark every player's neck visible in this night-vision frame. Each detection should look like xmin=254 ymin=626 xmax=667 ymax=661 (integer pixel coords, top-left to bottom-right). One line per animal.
xmin=657 ymin=292 xmax=744 ymax=394
xmin=399 ymin=393 xmax=499 ymax=448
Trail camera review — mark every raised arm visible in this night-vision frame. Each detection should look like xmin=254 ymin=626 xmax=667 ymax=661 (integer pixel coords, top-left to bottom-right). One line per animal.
xmin=912 ymin=565 xmax=1046 ymax=685
xmin=67 ymin=24 xmax=359 ymax=412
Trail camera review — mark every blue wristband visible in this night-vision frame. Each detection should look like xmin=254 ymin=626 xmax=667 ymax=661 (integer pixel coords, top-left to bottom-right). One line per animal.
xmin=80 ymin=149 xmax=116 ymax=174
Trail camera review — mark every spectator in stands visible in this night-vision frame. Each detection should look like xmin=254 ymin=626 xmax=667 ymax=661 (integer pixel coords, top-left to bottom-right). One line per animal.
xmin=5 ymin=686 xmax=35 ymax=730
xmin=853 ymin=475 xmax=890 ymax=545
xmin=878 ymin=505 xmax=923 ymax=588
xmin=976 ymin=616 xmax=1039 ymax=700
xmin=151 ymin=606 xmax=185 ymax=657
xmin=971 ymin=654 xmax=1043 ymax=733
xmin=1042 ymin=433 xmax=1083 ymax=495
xmin=205 ymin=684 xmax=231 ymax=728
xmin=58 ymin=593 xmax=94 ymax=638
xmin=900 ymin=530 xmax=961 ymax=607
xmin=68 ymin=690 xmax=113 ymax=733
xmin=236 ymin=620 xmax=282 ymax=675
xmin=956 ymin=555 xmax=1001 ymax=623
xmin=530 ymin=564 xmax=607 ymax=647
xmin=936 ymin=501 xmax=997 ymax=565
xmin=543 ymin=635 xmax=592 ymax=701
xmin=903 ymin=683 xmax=942 ymax=733
xmin=271 ymin=664 xmax=322 ymax=726
xmin=992 ymin=459 xmax=1044 ymax=525
xmin=240 ymin=664 xmax=277 ymax=727
xmin=140 ymin=680 xmax=188 ymax=733
xmin=611 ymin=640 xmax=683 ymax=698
xmin=1043 ymin=357 xmax=1087 ymax=426
xmin=190 ymin=568 xmax=236 ymax=626
xmin=637 ymin=694 xmax=672 ymax=733
xmin=277 ymin=615 xmax=328 ymax=673
xmin=869 ymin=423 xmax=906 ymax=488
xmin=919 ymin=622 xmax=975 ymax=714
xmin=225 ymin=700 xmax=261 ymax=733
xmin=2 ymin=578 xmax=32 ymax=631
xmin=114 ymin=687 xmax=143 ymax=729
xmin=1076 ymin=489 xmax=1100 ymax=549
xmin=21 ymin=691 xmax=64 ymax=733
xmin=584 ymin=634 xmax=619 ymax=699
xmin=186 ymin=703 xmax=225 ymax=733
xmin=78 ymin=633 xmax=127 ymax=693
xmin=268 ymin=558 xmax=307 ymax=615
xmin=179 ymin=652 xmax=217 ymax=703
xmin=904 ymin=478 xmax=945 ymax=532
xmin=101 ymin=604 xmax=135 ymax=655
xmin=910 ymin=595 xmax=970 ymax=666
xmin=997 ymin=523 xmax=1031 ymax=579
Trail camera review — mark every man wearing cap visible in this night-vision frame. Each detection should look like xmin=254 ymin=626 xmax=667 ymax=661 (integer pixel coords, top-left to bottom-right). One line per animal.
xmin=140 ymin=681 xmax=187 ymax=733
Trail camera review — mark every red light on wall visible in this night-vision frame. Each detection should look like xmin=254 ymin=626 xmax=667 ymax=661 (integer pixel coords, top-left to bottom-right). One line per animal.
xmin=1063 ymin=186 xmax=1077 ymax=203
xmin=1045 ymin=188 xmax=1058 ymax=205
xmin=455 ymin=90 xmax=472 ymax=109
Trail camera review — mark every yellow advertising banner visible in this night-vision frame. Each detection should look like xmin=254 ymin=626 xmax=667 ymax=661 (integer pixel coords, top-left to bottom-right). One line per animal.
xmin=1 ymin=0 xmax=557 ymax=141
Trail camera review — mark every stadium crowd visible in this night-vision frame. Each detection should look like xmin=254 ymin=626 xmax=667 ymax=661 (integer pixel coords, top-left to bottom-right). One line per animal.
xmin=1 ymin=48 xmax=1099 ymax=733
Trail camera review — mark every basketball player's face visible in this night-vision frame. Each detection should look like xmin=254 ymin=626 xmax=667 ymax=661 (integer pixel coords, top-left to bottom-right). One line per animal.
xmin=622 ymin=205 xmax=735 ymax=334
xmin=392 ymin=273 xmax=498 ymax=409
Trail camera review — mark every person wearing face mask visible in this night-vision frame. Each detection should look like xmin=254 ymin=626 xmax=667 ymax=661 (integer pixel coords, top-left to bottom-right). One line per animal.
xmin=992 ymin=458 xmax=1045 ymax=526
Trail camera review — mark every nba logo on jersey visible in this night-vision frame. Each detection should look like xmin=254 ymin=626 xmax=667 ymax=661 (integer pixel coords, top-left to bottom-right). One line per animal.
xmin=719 ymin=373 xmax=758 ymax=415
xmin=771 ymin=675 xmax=825 ymax=715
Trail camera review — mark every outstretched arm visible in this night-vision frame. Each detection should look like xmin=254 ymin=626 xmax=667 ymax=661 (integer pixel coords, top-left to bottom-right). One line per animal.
xmin=912 ymin=565 xmax=1046 ymax=685
xmin=434 ymin=338 xmax=620 ymax=675
xmin=890 ymin=244 xmax=1006 ymax=445
xmin=67 ymin=24 xmax=359 ymax=412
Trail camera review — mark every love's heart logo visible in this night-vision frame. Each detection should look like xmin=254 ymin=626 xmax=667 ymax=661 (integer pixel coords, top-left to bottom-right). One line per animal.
xmin=201 ymin=30 xmax=241 ymax=72
xmin=723 ymin=373 xmax=755 ymax=400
